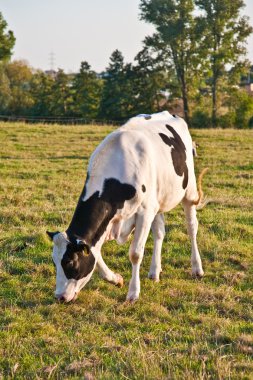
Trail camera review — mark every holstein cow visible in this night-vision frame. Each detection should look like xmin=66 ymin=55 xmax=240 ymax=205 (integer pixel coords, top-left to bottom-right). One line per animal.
xmin=47 ymin=111 xmax=207 ymax=303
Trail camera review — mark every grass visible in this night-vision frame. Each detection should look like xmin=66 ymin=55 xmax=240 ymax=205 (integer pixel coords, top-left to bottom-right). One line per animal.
xmin=0 ymin=122 xmax=253 ymax=379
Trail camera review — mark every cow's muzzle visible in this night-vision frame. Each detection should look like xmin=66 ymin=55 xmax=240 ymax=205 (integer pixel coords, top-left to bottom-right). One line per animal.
xmin=55 ymin=292 xmax=78 ymax=303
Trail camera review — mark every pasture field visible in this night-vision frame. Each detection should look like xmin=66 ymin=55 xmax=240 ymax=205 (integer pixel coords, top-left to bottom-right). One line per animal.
xmin=0 ymin=122 xmax=253 ymax=379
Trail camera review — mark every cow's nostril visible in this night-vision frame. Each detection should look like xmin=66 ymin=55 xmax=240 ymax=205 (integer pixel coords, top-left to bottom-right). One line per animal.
xmin=55 ymin=293 xmax=77 ymax=303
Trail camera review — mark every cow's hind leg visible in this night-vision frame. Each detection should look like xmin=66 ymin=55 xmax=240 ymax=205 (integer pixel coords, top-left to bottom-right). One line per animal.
xmin=148 ymin=213 xmax=165 ymax=282
xmin=182 ymin=199 xmax=204 ymax=277
xmin=127 ymin=211 xmax=154 ymax=302
xmin=96 ymin=254 xmax=123 ymax=287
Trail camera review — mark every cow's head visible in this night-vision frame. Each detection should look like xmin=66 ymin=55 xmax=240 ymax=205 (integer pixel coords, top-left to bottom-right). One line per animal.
xmin=47 ymin=231 xmax=96 ymax=302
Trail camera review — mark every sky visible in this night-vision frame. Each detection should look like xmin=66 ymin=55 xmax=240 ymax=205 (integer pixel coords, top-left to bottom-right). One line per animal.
xmin=1 ymin=0 xmax=253 ymax=73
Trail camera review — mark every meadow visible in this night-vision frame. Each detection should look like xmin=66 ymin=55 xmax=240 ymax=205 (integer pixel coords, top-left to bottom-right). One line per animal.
xmin=0 ymin=122 xmax=252 ymax=379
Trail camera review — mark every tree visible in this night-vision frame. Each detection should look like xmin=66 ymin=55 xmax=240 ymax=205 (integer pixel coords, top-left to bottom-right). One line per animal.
xmin=5 ymin=60 xmax=34 ymax=115
xmin=72 ymin=61 xmax=103 ymax=119
xmin=50 ymin=69 xmax=73 ymax=116
xmin=0 ymin=12 xmax=15 ymax=61
xmin=195 ymin=0 xmax=253 ymax=127
xmin=30 ymin=70 xmax=54 ymax=116
xmin=99 ymin=50 xmax=133 ymax=121
xmin=0 ymin=13 xmax=16 ymax=113
xmin=140 ymin=0 xmax=205 ymax=125
xmin=0 ymin=62 xmax=11 ymax=112
xmin=132 ymin=46 xmax=169 ymax=114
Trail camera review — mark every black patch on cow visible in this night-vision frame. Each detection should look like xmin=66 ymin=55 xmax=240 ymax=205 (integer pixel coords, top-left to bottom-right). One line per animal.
xmin=142 ymin=184 xmax=146 ymax=192
xmin=144 ymin=115 xmax=151 ymax=120
xmin=80 ymin=172 xmax=90 ymax=199
xmin=66 ymin=178 xmax=136 ymax=247
xmin=61 ymin=241 xmax=95 ymax=280
xmin=159 ymin=124 xmax=188 ymax=189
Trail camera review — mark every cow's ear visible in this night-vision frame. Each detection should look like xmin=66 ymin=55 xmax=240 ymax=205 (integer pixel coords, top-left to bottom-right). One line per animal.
xmin=46 ymin=231 xmax=60 ymax=241
xmin=76 ymin=239 xmax=90 ymax=254
xmin=76 ymin=239 xmax=86 ymax=249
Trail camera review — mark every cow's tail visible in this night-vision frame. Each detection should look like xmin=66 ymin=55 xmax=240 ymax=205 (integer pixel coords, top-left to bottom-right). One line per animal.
xmin=191 ymin=168 xmax=209 ymax=209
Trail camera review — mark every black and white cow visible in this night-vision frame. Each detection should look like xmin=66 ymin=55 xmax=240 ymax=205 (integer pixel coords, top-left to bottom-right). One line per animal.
xmin=47 ymin=111 xmax=207 ymax=303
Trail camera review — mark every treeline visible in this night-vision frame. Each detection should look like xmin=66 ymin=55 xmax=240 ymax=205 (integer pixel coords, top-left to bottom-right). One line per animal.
xmin=0 ymin=51 xmax=170 ymax=123
xmin=1 ymin=0 xmax=253 ymax=128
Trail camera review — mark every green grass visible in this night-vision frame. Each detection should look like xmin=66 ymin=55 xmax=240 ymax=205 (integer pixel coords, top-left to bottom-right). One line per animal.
xmin=0 ymin=122 xmax=253 ymax=379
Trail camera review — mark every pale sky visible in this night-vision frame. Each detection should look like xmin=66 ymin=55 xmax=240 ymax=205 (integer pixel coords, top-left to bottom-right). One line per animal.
xmin=1 ymin=0 xmax=253 ymax=73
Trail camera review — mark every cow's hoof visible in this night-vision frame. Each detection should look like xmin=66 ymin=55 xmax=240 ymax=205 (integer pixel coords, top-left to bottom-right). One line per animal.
xmin=148 ymin=273 xmax=160 ymax=282
xmin=115 ymin=273 xmax=124 ymax=288
xmin=126 ymin=292 xmax=139 ymax=303
xmin=125 ymin=297 xmax=139 ymax=304
xmin=192 ymin=269 xmax=204 ymax=278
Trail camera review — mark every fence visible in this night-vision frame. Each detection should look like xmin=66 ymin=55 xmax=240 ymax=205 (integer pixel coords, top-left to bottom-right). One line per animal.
xmin=0 ymin=114 xmax=122 ymax=126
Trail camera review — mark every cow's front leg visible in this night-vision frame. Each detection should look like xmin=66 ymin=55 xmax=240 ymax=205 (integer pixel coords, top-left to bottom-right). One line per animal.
xmin=127 ymin=212 xmax=154 ymax=302
xmin=96 ymin=253 xmax=123 ymax=287
xmin=148 ymin=213 xmax=165 ymax=282
xmin=183 ymin=199 xmax=204 ymax=277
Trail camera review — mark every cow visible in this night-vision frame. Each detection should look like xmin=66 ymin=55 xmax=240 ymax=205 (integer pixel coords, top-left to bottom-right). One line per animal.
xmin=47 ymin=111 xmax=207 ymax=303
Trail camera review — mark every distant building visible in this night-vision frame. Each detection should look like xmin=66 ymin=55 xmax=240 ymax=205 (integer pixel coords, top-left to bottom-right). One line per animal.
xmin=45 ymin=70 xmax=57 ymax=79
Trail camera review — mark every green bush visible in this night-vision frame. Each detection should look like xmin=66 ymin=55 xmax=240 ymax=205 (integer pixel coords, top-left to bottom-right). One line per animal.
xmin=228 ymin=89 xmax=253 ymax=129
xmin=190 ymin=110 xmax=211 ymax=128
xmin=235 ymin=94 xmax=253 ymax=128
xmin=217 ymin=112 xmax=236 ymax=128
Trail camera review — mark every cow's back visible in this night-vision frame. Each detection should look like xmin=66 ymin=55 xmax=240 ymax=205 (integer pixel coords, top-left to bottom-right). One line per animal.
xmin=85 ymin=111 xmax=196 ymax=214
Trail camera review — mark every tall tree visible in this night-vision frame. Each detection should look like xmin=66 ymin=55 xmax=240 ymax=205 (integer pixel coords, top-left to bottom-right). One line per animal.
xmin=140 ymin=0 xmax=204 ymax=125
xmin=0 ymin=12 xmax=15 ymax=61
xmin=195 ymin=0 xmax=253 ymax=127
xmin=50 ymin=69 xmax=73 ymax=116
xmin=30 ymin=70 xmax=54 ymax=116
xmin=132 ymin=46 xmax=169 ymax=114
xmin=99 ymin=50 xmax=133 ymax=121
xmin=72 ymin=61 xmax=103 ymax=119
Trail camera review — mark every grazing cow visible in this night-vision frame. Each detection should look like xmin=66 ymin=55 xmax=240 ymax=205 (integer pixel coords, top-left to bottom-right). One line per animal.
xmin=47 ymin=111 xmax=207 ymax=303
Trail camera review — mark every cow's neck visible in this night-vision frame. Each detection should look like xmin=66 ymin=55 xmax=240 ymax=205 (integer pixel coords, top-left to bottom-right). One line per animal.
xmin=66 ymin=175 xmax=136 ymax=247
xmin=66 ymin=190 xmax=116 ymax=247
